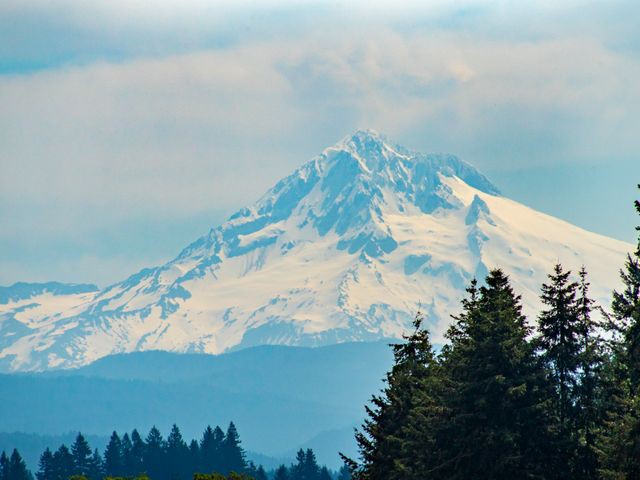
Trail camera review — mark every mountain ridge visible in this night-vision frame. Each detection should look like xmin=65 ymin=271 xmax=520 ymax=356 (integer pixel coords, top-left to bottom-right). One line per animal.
xmin=0 ymin=130 xmax=632 ymax=371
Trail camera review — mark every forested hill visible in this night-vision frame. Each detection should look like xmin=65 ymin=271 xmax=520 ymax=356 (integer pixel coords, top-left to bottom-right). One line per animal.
xmin=0 ymin=342 xmax=393 ymax=466
xmin=1 ymin=423 xmax=350 ymax=480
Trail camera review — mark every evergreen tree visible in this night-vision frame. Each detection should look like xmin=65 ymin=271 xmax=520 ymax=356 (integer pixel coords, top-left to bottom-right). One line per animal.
xmin=302 ymin=449 xmax=319 ymax=480
xmin=36 ymin=449 xmax=54 ymax=480
xmin=188 ymin=440 xmax=200 ymax=474
xmin=537 ymin=263 xmax=580 ymax=435
xmin=71 ymin=434 xmax=93 ymax=477
xmin=603 ymin=184 xmax=640 ymax=479
xmin=290 ymin=450 xmax=306 ymax=480
xmin=348 ymin=312 xmax=438 ymax=480
xmin=200 ymin=426 xmax=223 ymax=473
xmin=573 ymin=267 xmax=602 ymax=479
xmin=273 ymin=465 xmax=289 ymax=480
xmin=337 ymin=464 xmax=351 ymax=480
xmin=129 ymin=430 xmax=145 ymax=475
xmin=318 ymin=467 xmax=331 ymax=480
xmin=612 ymin=185 xmax=640 ymax=392
xmin=166 ymin=424 xmax=188 ymax=480
xmin=8 ymin=450 xmax=31 ymax=480
xmin=220 ymin=423 xmax=245 ymax=475
xmin=439 ymin=270 xmax=558 ymax=479
xmin=88 ymin=449 xmax=103 ymax=480
xmin=52 ymin=446 xmax=74 ymax=480
xmin=143 ymin=427 xmax=165 ymax=480
xmin=254 ymin=466 xmax=267 ymax=480
xmin=1 ymin=452 xmax=9 ymax=480
xmin=244 ymin=463 xmax=259 ymax=480
xmin=103 ymin=432 xmax=123 ymax=478
xmin=120 ymin=433 xmax=133 ymax=476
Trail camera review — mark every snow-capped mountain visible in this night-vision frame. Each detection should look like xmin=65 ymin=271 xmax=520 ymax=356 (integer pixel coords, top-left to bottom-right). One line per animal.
xmin=0 ymin=130 xmax=632 ymax=371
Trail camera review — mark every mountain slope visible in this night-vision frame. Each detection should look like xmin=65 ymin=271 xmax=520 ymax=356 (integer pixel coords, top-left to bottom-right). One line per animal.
xmin=0 ymin=130 xmax=632 ymax=371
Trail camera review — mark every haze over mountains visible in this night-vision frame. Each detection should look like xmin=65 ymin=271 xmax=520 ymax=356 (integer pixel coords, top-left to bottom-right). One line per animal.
xmin=0 ymin=130 xmax=632 ymax=372
xmin=0 ymin=342 xmax=395 ymax=468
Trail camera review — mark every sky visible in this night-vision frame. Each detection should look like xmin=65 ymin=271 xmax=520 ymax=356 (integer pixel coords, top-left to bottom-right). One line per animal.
xmin=1 ymin=0 xmax=639 ymax=287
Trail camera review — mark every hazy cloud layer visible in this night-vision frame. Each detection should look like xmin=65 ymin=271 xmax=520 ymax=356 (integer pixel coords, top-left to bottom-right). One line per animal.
xmin=1 ymin=1 xmax=639 ymax=285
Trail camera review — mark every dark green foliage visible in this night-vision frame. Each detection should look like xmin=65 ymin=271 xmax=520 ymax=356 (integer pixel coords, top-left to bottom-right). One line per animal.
xmin=337 ymin=464 xmax=351 ymax=480
xmin=35 ymin=449 xmax=53 ymax=480
xmin=0 ymin=451 xmax=8 ymax=480
xmin=573 ymin=268 xmax=602 ymax=479
xmin=129 ymin=430 xmax=145 ymax=476
xmin=105 ymin=476 xmax=149 ymax=480
xmin=219 ymin=424 xmax=245 ymax=476
xmin=537 ymin=263 xmax=581 ymax=433
xmin=166 ymin=425 xmax=189 ymax=480
xmin=104 ymin=432 xmax=123 ymax=477
xmin=71 ymin=434 xmax=93 ymax=477
xmin=347 ymin=312 xmax=438 ymax=480
xmin=254 ymin=465 xmax=267 ymax=480
xmin=52 ymin=446 xmax=73 ymax=480
xmin=273 ymin=465 xmax=289 ymax=480
xmin=600 ymin=184 xmax=640 ymax=479
xmin=193 ymin=473 xmax=252 ymax=480
xmin=441 ymin=270 xmax=557 ymax=479
xmin=244 ymin=462 xmax=266 ymax=480
xmin=199 ymin=427 xmax=223 ymax=474
xmin=143 ymin=427 xmax=164 ymax=480
xmin=188 ymin=440 xmax=199 ymax=473
xmin=317 ymin=467 xmax=331 ymax=480
xmin=120 ymin=434 xmax=133 ymax=476
xmin=8 ymin=451 xmax=31 ymax=480
xmin=612 ymin=189 xmax=640 ymax=393
xmin=29 ymin=423 xmax=295 ymax=480
xmin=88 ymin=450 xmax=103 ymax=480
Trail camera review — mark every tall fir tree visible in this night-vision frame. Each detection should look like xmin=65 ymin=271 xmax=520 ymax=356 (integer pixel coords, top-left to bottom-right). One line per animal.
xmin=120 ymin=433 xmax=134 ymax=476
xmin=302 ymin=449 xmax=319 ymax=480
xmin=220 ymin=423 xmax=245 ymax=475
xmin=130 ymin=429 xmax=145 ymax=475
xmin=439 ymin=270 xmax=558 ymax=480
xmin=200 ymin=426 xmax=223 ymax=474
xmin=52 ymin=446 xmax=74 ymax=480
xmin=347 ymin=312 xmax=438 ymax=480
xmin=166 ymin=424 xmax=189 ymax=480
xmin=337 ymin=464 xmax=351 ymax=480
xmin=36 ymin=449 xmax=53 ymax=480
xmin=71 ymin=434 xmax=93 ymax=477
xmin=188 ymin=439 xmax=200 ymax=474
xmin=318 ymin=466 xmax=331 ymax=480
xmin=8 ymin=450 xmax=30 ymax=480
xmin=603 ymin=183 xmax=640 ymax=479
xmin=88 ymin=449 xmax=103 ymax=480
xmin=612 ymin=184 xmax=640 ymax=392
xmin=573 ymin=267 xmax=601 ymax=479
xmin=1 ymin=452 xmax=9 ymax=480
xmin=103 ymin=432 xmax=123 ymax=478
xmin=143 ymin=427 xmax=165 ymax=480
xmin=537 ymin=263 xmax=581 ymax=434
xmin=273 ymin=465 xmax=289 ymax=480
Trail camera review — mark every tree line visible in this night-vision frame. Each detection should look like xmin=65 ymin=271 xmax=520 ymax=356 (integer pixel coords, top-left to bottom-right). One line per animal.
xmin=344 ymin=186 xmax=640 ymax=479
xmin=1 ymin=423 xmax=350 ymax=480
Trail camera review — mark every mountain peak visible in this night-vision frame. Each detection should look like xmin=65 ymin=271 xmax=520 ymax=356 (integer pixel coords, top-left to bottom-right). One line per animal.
xmin=2 ymin=130 xmax=629 ymax=372
xmin=326 ymin=130 xmax=500 ymax=197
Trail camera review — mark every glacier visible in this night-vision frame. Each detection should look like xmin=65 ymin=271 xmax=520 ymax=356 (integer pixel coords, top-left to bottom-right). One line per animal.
xmin=0 ymin=130 xmax=633 ymax=371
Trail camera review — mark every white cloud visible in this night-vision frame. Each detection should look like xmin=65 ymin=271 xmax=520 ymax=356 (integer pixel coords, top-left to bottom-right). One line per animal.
xmin=1 ymin=1 xmax=639 ymax=284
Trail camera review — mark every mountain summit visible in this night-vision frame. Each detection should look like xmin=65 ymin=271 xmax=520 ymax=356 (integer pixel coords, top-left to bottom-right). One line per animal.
xmin=0 ymin=131 xmax=632 ymax=371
